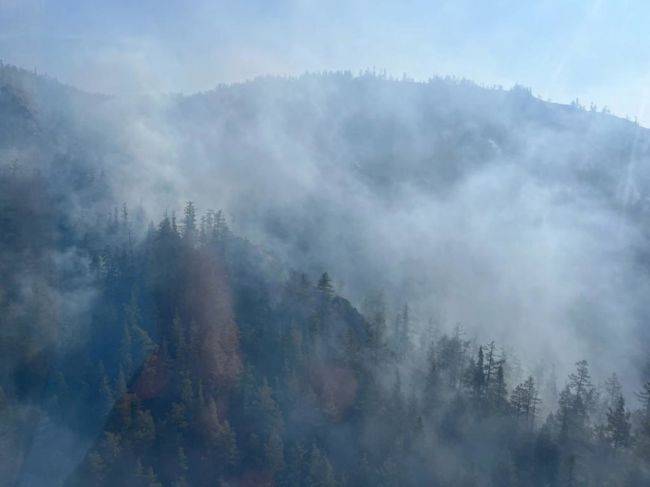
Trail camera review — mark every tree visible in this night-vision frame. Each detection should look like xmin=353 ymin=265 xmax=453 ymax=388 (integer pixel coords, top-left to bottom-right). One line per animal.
xmin=604 ymin=373 xmax=622 ymax=407
xmin=265 ymin=429 xmax=285 ymax=475
xmin=472 ymin=346 xmax=485 ymax=405
xmin=437 ymin=324 xmax=469 ymax=389
xmin=283 ymin=443 xmax=307 ymax=487
xmin=568 ymin=360 xmax=597 ymax=412
xmin=119 ymin=320 xmax=133 ymax=377
xmin=217 ymin=420 xmax=239 ymax=468
xmin=361 ymin=290 xmax=387 ymax=348
xmin=213 ymin=209 xmax=229 ymax=243
xmin=85 ymin=432 xmax=121 ymax=483
xmin=490 ymin=363 xmax=508 ymax=414
xmin=605 ymin=395 xmax=630 ymax=449
xmin=483 ymin=342 xmax=498 ymax=388
xmin=253 ymin=379 xmax=283 ymax=439
xmin=317 ymin=272 xmax=334 ymax=295
xmin=636 ymin=381 xmax=650 ymax=460
xmin=423 ymin=344 xmax=440 ymax=412
xmin=182 ymin=201 xmax=197 ymax=243
xmin=636 ymin=381 xmax=650 ymax=422
xmin=179 ymin=370 xmax=194 ymax=408
xmin=86 ymin=450 xmax=106 ymax=483
xmin=131 ymin=408 xmax=156 ymax=451
xmin=395 ymin=303 xmax=412 ymax=356
xmin=115 ymin=367 xmax=127 ymax=398
xmin=172 ymin=312 xmax=187 ymax=360
xmin=144 ymin=466 xmax=162 ymax=487
xmin=307 ymin=444 xmax=337 ymax=487
xmin=98 ymin=364 xmax=114 ymax=416
xmin=511 ymin=376 xmax=540 ymax=430
xmin=177 ymin=446 xmax=189 ymax=478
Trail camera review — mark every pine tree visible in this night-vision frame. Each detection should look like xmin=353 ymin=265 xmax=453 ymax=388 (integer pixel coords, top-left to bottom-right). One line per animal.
xmin=317 ymin=272 xmax=334 ymax=295
xmin=307 ymin=444 xmax=337 ymax=487
xmin=182 ymin=201 xmax=197 ymax=242
xmin=283 ymin=444 xmax=307 ymax=487
xmin=254 ymin=379 xmax=283 ymax=439
xmin=213 ymin=209 xmax=229 ymax=243
xmin=511 ymin=376 xmax=540 ymax=430
xmin=423 ymin=344 xmax=440 ymax=412
xmin=217 ymin=420 xmax=239 ymax=468
xmin=176 ymin=446 xmax=189 ymax=482
xmin=115 ymin=367 xmax=127 ymax=398
xmin=98 ymin=364 xmax=114 ymax=416
xmin=397 ymin=303 xmax=412 ymax=355
xmin=132 ymin=408 xmax=156 ymax=451
xmin=483 ymin=342 xmax=497 ymax=389
xmin=86 ymin=431 xmax=121 ymax=483
xmin=172 ymin=312 xmax=187 ymax=361
xmin=604 ymin=373 xmax=622 ymax=407
xmin=635 ymin=381 xmax=650 ymax=460
xmin=265 ymin=428 xmax=285 ymax=475
xmin=605 ymin=395 xmax=630 ymax=449
xmin=568 ymin=360 xmax=597 ymax=412
xmin=180 ymin=370 xmax=194 ymax=408
xmin=472 ymin=346 xmax=486 ymax=405
xmin=636 ymin=381 xmax=650 ymax=422
xmin=144 ymin=466 xmax=162 ymax=487
xmin=490 ymin=363 xmax=508 ymax=414
xmin=361 ymin=290 xmax=387 ymax=348
xmin=119 ymin=320 xmax=133 ymax=377
xmin=171 ymin=211 xmax=178 ymax=235
xmin=86 ymin=450 xmax=106 ymax=483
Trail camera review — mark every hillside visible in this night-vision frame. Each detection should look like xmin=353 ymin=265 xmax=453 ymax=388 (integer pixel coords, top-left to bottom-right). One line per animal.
xmin=2 ymin=65 xmax=650 ymax=485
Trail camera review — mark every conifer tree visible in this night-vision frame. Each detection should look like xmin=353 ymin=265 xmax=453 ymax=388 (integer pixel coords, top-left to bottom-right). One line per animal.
xmin=511 ymin=376 xmax=540 ymax=430
xmin=636 ymin=381 xmax=650 ymax=460
xmin=317 ymin=272 xmax=334 ymax=295
xmin=472 ymin=346 xmax=485 ymax=404
xmin=265 ymin=428 xmax=285 ymax=475
xmin=182 ymin=201 xmax=197 ymax=242
xmin=605 ymin=395 xmax=631 ymax=449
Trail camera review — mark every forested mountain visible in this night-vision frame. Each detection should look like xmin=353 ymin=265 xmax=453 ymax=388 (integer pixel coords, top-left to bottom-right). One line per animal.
xmin=2 ymin=63 xmax=650 ymax=485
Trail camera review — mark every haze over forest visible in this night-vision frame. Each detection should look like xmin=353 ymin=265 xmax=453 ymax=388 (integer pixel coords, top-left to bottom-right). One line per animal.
xmin=3 ymin=2 xmax=650 ymax=486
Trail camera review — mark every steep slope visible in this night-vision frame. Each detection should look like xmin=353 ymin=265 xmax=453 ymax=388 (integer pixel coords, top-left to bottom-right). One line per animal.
xmin=163 ymin=74 xmax=650 ymax=386
xmin=2 ymin=65 xmax=650 ymax=399
xmin=58 ymin=206 xmax=650 ymax=487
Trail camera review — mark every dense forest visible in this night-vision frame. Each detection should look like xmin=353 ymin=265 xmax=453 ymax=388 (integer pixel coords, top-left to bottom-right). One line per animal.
xmin=2 ymin=161 xmax=650 ymax=486
xmin=3 ymin=64 xmax=650 ymax=486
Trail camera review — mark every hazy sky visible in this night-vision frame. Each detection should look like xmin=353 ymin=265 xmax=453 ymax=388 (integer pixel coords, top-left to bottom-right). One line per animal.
xmin=1 ymin=0 xmax=650 ymax=123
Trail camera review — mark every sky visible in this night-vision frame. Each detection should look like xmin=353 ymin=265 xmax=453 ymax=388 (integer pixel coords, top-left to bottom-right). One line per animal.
xmin=1 ymin=0 xmax=650 ymax=124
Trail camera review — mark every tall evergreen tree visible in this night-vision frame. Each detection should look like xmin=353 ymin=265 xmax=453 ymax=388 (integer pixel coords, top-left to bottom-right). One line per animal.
xmin=317 ymin=272 xmax=334 ymax=295
xmin=605 ymin=395 xmax=631 ymax=449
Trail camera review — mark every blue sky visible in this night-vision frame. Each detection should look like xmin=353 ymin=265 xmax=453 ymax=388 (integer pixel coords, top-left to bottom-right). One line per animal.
xmin=1 ymin=0 xmax=650 ymax=123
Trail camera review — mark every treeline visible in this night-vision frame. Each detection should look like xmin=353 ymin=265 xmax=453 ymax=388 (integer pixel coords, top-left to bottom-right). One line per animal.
xmin=66 ymin=203 xmax=650 ymax=486
xmin=2 ymin=198 xmax=650 ymax=485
